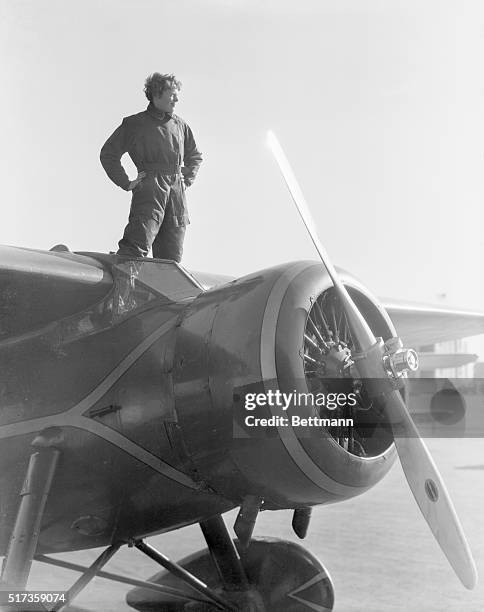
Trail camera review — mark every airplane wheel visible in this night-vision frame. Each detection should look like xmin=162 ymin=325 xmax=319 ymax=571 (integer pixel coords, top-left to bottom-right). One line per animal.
xmin=126 ymin=537 xmax=335 ymax=611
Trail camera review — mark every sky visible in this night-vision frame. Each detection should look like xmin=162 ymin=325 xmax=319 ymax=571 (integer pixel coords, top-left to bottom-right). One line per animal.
xmin=2 ymin=4 xmax=484 ymax=605
xmin=1 ymin=0 xmax=484 ymax=353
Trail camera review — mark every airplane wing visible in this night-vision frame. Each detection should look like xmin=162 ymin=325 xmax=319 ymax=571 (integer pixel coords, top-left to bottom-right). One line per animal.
xmin=3 ymin=250 xmax=482 ymax=348
xmin=383 ymin=299 xmax=484 ymax=347
xmin=0 ymin=245 xmax=108 ymax=283
xmin=192 ymin=271 xmax=484 ymax=347
xmin=417 ymin=352 xmax=478 ymax=370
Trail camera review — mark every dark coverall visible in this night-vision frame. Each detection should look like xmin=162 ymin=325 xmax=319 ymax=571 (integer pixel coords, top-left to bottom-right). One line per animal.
xmin=100 ymin=103 xmax=202 ymax=262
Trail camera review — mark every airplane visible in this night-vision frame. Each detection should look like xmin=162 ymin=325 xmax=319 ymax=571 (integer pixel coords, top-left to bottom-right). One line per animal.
xmin=0 ymin=132 xmax=482 ymax=611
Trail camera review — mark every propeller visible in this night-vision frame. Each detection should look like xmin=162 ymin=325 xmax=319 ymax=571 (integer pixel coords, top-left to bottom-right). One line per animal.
xmin=267 ymin=130 xmax=478 ymax=590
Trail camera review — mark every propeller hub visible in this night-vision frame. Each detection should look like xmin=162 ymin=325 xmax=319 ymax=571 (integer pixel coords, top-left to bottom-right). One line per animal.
xmin=321 ymin=344 xmax=353 ymax=377
xmin=382 ymin=337 xmax=419 ymax=378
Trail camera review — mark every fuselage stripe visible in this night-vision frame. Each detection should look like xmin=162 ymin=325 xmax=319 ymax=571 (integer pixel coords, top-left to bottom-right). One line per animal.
xmin=0 ymin=316 xmax=199 ymax=490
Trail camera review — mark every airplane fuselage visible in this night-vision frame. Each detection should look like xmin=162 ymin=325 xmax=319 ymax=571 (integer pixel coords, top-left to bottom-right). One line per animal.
xmin=0 ymin=248 xmax=396 ymax=554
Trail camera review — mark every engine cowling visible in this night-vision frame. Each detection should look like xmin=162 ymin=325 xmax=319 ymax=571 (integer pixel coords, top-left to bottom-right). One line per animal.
xmin=173 ymin=261 xmax=397 ymax=509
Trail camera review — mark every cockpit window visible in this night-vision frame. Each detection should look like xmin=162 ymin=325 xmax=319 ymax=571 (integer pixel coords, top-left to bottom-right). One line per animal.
xmin=52 ymin=259 xmax=204 ymax=345
xmin=0 ymin=270 xmax=112 ymax=341
xmin=0 ymin=254 xmax=203 ymax=346
xmin=112 ymin=260 xmax=203 ymax=301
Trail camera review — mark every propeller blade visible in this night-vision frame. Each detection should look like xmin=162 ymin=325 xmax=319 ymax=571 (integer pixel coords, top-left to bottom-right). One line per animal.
xmin=266 ymin=130 xmax=375 ymax=351
xmin=266 ymin=129 xmax=478 ymax=589
xmin=386 ymin=391 xmax=477 ymax=589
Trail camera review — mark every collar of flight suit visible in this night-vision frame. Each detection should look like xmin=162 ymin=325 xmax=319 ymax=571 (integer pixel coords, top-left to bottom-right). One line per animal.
xmin=146 ymin=102 xmax=173 ymax=122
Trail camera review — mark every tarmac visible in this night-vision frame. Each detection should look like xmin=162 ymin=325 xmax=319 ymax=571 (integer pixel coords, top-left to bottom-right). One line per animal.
xmin=25 ymin=437 xmax=484 ymax=611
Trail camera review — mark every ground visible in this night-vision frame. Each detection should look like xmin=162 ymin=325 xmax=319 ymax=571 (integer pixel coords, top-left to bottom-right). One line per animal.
xmin=25 ymin=438 xmax=484 ymax=611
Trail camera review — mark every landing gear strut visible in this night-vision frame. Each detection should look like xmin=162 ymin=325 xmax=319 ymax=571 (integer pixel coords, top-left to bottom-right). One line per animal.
xmin=3 ymin=482 xmax=334 ymax=612
xmin=133 ymin=539 xmax=237 ymax=611
xmin=126 ymin=514 xmax=335 ymax=611
xmin=1 ymin=429 xmax=62 ymax=591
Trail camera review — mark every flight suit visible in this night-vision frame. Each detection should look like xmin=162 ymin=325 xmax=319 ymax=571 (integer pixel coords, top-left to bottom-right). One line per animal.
xmin=100 ymin=103 xmax=202 ymax=261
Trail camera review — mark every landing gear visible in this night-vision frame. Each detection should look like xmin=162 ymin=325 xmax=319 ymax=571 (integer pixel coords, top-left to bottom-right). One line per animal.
xmin=1 ymin=428 xmax=62 ymax=591
xmin=126 ymin=515 xmax=335 ymax=611
xmin=37 ymin=514 xmax=334 ymax=611
xmin=2 ymin=455 xmax=333 ymax=612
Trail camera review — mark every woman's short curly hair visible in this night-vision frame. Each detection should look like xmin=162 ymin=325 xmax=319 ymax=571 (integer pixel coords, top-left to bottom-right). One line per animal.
xmin=144 ymin=73 xmax=182 ymax=102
